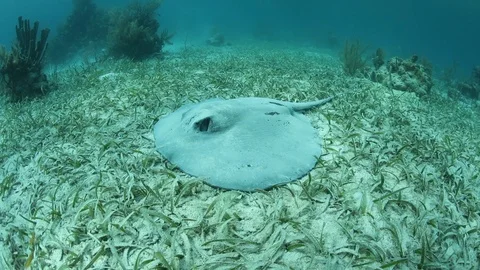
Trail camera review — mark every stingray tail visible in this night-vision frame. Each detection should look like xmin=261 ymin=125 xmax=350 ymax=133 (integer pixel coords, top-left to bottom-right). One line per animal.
xmin=290 ymin=96 xmax=334 ymax=111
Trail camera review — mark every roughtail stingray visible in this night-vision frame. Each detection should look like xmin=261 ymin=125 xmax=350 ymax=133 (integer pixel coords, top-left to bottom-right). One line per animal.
xmin=154 ymin=97 xmax=333 ymax=191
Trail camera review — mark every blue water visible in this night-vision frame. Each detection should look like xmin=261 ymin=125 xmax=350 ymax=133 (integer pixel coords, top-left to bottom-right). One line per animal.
xmin=1 ymin=0 xmax=479 ymax=77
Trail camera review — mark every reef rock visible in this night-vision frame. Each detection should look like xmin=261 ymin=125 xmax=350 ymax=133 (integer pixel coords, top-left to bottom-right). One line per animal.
xmin=369 ymin=56 xmax=433 ymax=96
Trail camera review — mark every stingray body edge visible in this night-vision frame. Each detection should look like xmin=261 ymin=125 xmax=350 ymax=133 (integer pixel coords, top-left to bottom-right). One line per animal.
xmin=153 ymin=96 xmax=333 ymax=191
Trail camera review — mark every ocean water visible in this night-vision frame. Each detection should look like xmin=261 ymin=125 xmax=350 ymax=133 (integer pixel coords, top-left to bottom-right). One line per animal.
xmin=0 ymin=0 xmax=479 ymax=76
xmin=1 ymin=1 xmax=480 ymax=269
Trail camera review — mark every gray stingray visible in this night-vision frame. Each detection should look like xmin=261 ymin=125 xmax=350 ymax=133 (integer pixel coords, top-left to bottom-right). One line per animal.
xmin=153 ymin=97 xmax=333 ymax=191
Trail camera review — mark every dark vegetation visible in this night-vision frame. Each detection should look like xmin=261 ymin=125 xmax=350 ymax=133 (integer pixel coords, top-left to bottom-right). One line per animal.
xmin=0 ymin=17 xmax=52 ymax=101
xmin=49 ymin=0 xmax=108 ymax=64
xmin=49 ymin=0 xmax=172 ymax=63
xmin=450 ymin=66 xmax=480 ymax=100
xmin=340 ymin=40 xmax=367 ymax=76
xmin=440 ymin=62 xmax=457 ymax=88
xmin=0 ymin=0 xmax=172 ymax=102
xmin=372 ymin=48 xmax=385 ymax=70
xmin=108 ymin=0 xmax=173 ymax=60
xmin=416 ymin=55 xmax=433 ymax=76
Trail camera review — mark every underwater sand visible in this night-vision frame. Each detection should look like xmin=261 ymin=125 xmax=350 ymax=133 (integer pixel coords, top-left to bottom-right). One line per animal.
xmin=0 ymin=44 xmax=479 ymax=269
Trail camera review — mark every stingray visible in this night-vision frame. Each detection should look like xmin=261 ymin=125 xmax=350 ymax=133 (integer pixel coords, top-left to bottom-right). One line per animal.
xmin=153 ymin=96 xmax=333 ymax=191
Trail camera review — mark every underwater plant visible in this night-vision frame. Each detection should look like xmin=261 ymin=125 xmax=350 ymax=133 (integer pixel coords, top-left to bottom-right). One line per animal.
xmin=0 ymin=17 xmax=51 ymax=101
xmin=450 ymin=66 xmax=480 ymax=100
xmin=372 ymin=48 xmax=385 ymax=69
xmin=341 ymin=40 xmax=367 ymax=76
xmin=49 ymin=0 xmax=108 ymax=64
xmin=454 ymin=82 xmax=479 ymax=100
xmin=108 ymin=0 xmax=173 ymax=60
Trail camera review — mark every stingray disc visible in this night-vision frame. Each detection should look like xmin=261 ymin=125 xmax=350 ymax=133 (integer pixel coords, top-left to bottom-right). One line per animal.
xmin=154 ymin=97 xmax=332 ymax=191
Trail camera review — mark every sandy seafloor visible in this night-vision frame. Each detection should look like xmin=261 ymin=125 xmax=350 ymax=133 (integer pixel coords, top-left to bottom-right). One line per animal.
xmin=0 ymin=43 xmax=479 ymax=269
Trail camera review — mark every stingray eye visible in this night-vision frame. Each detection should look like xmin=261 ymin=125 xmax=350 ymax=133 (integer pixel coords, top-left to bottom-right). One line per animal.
xmin=194 ymin=117 xmax=212 ymax=132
